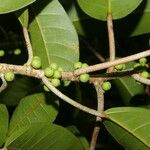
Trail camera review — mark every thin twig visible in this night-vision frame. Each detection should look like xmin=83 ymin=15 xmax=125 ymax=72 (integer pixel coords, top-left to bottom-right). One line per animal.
xmin=74 ymin=49 xmax=150 ymax=76
xmin=41 ymin=76 xmax=106 ymax=118
xmin=0 ymin=74 xmax=7 ymax=93
xmin=0 ymin=147 xmax=7 ymax=150
xmin=0 ymin=63 xmax=106 ymax=118
xmin=0 ymin=63 xmax=145 ymax=81
xmin=94 ymin=81 xmax=104 ymax=116
xmin=132 ymin=74 xmax=150 ymax=85
xmin=0 ymin=63 xmax=44 ymax=78
xmin=0 ymin=62 xmax=149 ymax=118
xmin=107 ymin=13 xmax=115 ymax=72
xmin=89 ymin=12 xmax=115 ymax=146
xmin=22 ymin=27 xmax=33 ymax=65
xmin=62 ymin=68 xmax=138 ymax=82
xmin=90 ymin=81 xmax=104 ymax=150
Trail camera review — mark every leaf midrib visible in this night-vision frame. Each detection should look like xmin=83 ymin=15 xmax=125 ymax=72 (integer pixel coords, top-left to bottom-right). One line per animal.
xmin=107 ymin=115 xmax=150 ymax=148
xmin=35 ymin=15 xmax=51 ymax=66
xmin=9 ymin=97 xmax=46 ymax=135
xmin=119 ymin=78 xmax=135 ymax=97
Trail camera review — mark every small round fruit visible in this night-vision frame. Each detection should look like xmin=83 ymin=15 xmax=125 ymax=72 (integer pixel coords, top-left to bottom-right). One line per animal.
xmin=31 ymin=57 xmax=41 ymax=69
xmin=140 ymin=71 xmax=149 ymax=78
xmin=58 ymin=67 xmax=63 ymax=72
xmin=79 ymin=74 xmax=90 ymax=83
xmin=139 ymin=57 xmax=147 ymax=65
xmin=102 ymin=81 xmax=111 ymax=91
xmin=115 ymin=64 xmax=125 ymax=70
xmin=33 ymin=56 xmax=41 ymax=60
xmin=82 ymin=63 xmax=88 ymax=68
xmin=44 ymin=67 xmax=54 ymax=77
xmin=53 ymin=70 xmax=62 ymax=79
xmin=74 ymin=62 xmax=82 ymax=69
xmin=51 ymin=78 xmax=61 ymax=87
xmin=14 ymin=49 xmax=21 ymax=55
xmin=0 ymin=50 xmax=5 ymax=57
xmin=4 ymin=71 xmax=15 ymax=82
xmin=43 ymin=85 xmax=49 ymax=92
xmin=50 ymin=63 xmax=59 ymax=70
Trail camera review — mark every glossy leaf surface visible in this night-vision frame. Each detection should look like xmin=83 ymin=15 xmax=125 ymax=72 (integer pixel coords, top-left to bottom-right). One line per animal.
xmin=29 ymin=0 xmax=79 ymax=71
xmin=0 ymin=104 xmax=9 ymax=147
xmin=77 ymin=0 xmax=143 ymax=20
xmin=113 ymin=62 xmax=144 ymax=105
xmin=16 ymin=8 xmax=29 ymax=28
xmin=0 ymin=77 xmax=34 ymax=106
xmin=0 ymin=0 xmax=36 ymax=14
xmin=104 ymin=107 xmax=150 ymax=150
xmin=8 ymin=93 xmax=59 ymax=135
xmin=6 ymin=123 xmax=83 ymax=150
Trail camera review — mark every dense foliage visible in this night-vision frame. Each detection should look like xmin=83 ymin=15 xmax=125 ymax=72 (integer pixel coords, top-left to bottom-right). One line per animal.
xmin=0 ymin=0 xmax=149 ymax=150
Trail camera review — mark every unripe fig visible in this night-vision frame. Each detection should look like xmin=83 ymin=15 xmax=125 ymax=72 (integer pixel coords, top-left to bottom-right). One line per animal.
xmin=58 ymin=67 xmax=63 ymax=72
xmin=4 ymin=71 xmax=15 ymax=82
xmin=102 ymin=81 xmax=111 ymax=91
xmin=33 ymin=56 xmax=41 ymax=60
xmin=82 ymin=63 xmax=88 ymax=68
xmin=115 ymin=64 xmax=125 ymax=70
xmin=140 ymin=71 xmax=149 ymax=78
xmin=51 ymin=78 xmax=61 ymax=87
xmin=31 ymin=56 xmax=41 ymax=69
xmin=74 ymin=62 xmax=82 ymax=69
xmin=139 ymin=57 xmax=147 ymax=65
xmin=53 ymin=70 xmax=62 ymax=79
xmin=44 ymin=67 xmax=54 ymax=77
xmin=79 ymin=74 xmax=90 ymax=83
xmin=50 ymin=63 xmax=59 ymax=70
xmin=14 ymin=49 xmax=21 ymax=55
xmin=0 ymin=50 xmax=5 ymax=57
xmin=43 ymin=85 xmax=49 ymax=92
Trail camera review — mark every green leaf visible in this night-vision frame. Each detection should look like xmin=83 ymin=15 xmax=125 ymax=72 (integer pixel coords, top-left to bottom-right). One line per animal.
xmin=77 ymin=0 xmax=143 ymax=20
xmin=66 ymin=1 xmax=150 ymax=37
xmin=113 ymin=62 xmax=144 ymax=105
xmin=29 ymin=0 xmax=79 ymax=71
xmin=0 ymin=0 xmax=36 ymax=14
xmin=8 ymin=93 xmax=59 ymax=135
xmin=16 ymin=8 xmax=29 ymax=28
xmin=67 ymin=1 xmax=150 ymax=37
xmin=0 ymin=76 xmax=34 ymax=106
xmin=131 ymin=0 xmax=150 ymax=36
xmin=67 ymin=2 xmax=88 ymax=36
xmin=67 ymin=2 xmax=107 ymax=37
xmin=67 ymin=125 xmax=89 ymax=150
xmin=5 ymin=123 xmax=83 ymax=150
xmin=104 ymin=107 xmax=150 ymax=150
xmin=0 ymin=104 xmax=9 ymax=147
xmin=114 ymin=77 xmax=144 ymax=105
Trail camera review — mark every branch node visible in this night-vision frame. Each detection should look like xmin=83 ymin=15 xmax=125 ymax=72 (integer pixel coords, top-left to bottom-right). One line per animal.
xmin=23 ymin=27 xmax=33 ymax=65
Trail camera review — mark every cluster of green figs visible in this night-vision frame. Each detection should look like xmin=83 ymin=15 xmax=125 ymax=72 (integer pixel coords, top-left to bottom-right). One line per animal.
xmin=2 ymin=55 xmax=149 ymax=92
